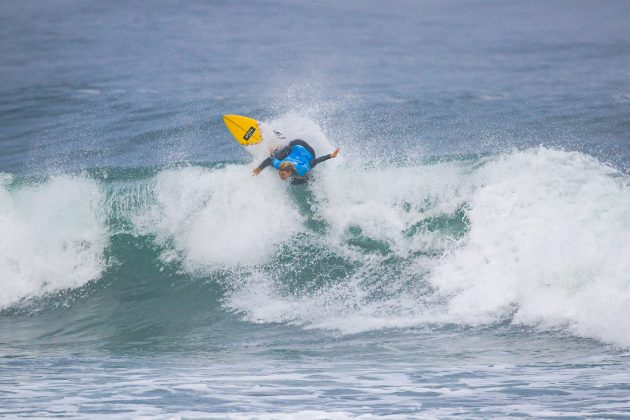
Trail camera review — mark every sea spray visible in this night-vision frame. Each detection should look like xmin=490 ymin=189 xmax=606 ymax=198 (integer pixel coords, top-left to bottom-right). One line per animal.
xmin=132 ymin=165 xmax=304 ymax=268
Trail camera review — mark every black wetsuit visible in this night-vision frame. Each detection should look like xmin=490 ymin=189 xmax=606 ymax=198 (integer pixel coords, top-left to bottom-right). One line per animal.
xmin=257 ymin=139 xmax=334 ymax=184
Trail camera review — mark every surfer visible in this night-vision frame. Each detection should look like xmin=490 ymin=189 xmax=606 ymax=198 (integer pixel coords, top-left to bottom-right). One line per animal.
xmin=252 ymin=139 xmax=341 ymax=184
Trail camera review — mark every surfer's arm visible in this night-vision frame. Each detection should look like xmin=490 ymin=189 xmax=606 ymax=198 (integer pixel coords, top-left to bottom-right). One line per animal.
xmin=252 ymin=158 xmax=271 ymax=175
xmin=253 ymin=157 xmax=282 ymax=176
xmin=257 ymin=157 xmax=273 ymax=170
xmin=309 ymin=147 xmax=341 ymax=168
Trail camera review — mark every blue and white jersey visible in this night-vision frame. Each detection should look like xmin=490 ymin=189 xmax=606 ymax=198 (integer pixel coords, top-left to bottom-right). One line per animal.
xmin=272 ymin=145 xmax=314 ymax=176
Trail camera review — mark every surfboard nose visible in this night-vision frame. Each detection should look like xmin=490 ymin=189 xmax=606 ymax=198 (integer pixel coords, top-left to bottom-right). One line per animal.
xmin=222 ymin=115 xmax=263 ymax=146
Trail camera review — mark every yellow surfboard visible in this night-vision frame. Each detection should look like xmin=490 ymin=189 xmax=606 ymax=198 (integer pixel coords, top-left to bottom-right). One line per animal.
xmin=222 ymin=115 xmax=263 ymax=146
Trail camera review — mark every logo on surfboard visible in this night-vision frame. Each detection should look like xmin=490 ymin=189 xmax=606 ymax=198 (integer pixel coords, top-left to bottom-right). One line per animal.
xmin=244 ymin=127 xmax=256 ymax=141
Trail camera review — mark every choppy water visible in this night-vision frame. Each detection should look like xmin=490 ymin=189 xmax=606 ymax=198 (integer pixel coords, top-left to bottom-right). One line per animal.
xmin=1 ymin=0 xmax=630 ymax=418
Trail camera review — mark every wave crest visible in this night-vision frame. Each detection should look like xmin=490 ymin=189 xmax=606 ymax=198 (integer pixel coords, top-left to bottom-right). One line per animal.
xmin=0 ymin=175 xmax=107 ymax=309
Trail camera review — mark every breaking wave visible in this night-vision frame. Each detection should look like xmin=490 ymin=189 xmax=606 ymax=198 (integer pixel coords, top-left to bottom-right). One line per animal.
xmin=2 ymin=140 xmax=629 ymax=347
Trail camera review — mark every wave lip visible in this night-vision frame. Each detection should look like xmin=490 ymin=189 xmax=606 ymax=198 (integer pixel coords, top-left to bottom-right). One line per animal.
xmin=431 ymin=148 xmax=630 ymax=346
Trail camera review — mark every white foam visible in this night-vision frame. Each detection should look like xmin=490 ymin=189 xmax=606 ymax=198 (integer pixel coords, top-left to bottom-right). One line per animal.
xmin=311 ymin=160 xmax=470 ymax=256
xmin=133 ymin=165 xmax=304 ymax=269
xmin=431 ymin=148 xmax=630 ymax=346
xmin=0 ymin=174 xmax=107 ymax=309
xmin=226 ymin=158 xmax=475 ymax=333
xmin=225 ymin=147 xmax=630 ymax=347
xmin=76 ymin=88 xmax=101 ymax=96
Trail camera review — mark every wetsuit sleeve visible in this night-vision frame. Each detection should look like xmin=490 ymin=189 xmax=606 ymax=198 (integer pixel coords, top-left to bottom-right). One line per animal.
xmin=257 ymin=157 xmax=273 ymax=171
xmin=309 ymin=154 xmax=332 ymax=168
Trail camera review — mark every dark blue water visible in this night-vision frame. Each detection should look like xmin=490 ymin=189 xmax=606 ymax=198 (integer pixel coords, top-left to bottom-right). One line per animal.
xmin=1 ymin=1 xmax=630 ymax=417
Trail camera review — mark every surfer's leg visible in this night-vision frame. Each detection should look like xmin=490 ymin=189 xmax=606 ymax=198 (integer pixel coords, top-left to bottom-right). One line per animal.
xmin=271 ymin=143 xmax=292 ymax=160
xmin=291 ymin=175 xmax=308 ymax=185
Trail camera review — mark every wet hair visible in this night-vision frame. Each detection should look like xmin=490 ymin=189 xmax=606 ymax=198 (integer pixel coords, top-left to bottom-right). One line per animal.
xmin=278 ymin=162 xmax=295 ymax=174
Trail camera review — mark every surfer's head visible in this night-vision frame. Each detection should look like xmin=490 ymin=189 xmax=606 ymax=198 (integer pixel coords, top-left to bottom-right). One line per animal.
xmin=278 ymin=162 xmax=294 ymax=180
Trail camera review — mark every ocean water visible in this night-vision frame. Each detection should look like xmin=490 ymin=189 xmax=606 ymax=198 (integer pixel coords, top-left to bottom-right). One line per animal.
xmin=1 ymin=0 xmax=630 ymax=418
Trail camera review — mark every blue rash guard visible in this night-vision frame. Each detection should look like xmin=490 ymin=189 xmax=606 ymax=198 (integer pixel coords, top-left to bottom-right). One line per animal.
xmin=271 ymin=145 xmax=314 ymax=176
xmin=257 ymin=139 xmax=334 ymax=184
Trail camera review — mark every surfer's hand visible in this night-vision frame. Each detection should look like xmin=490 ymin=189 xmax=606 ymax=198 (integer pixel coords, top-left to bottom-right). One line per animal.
xmin=252 ymin=167 xmax=262 ymax=176
xmin=331 ymin=147 xmax=341 ymax=158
